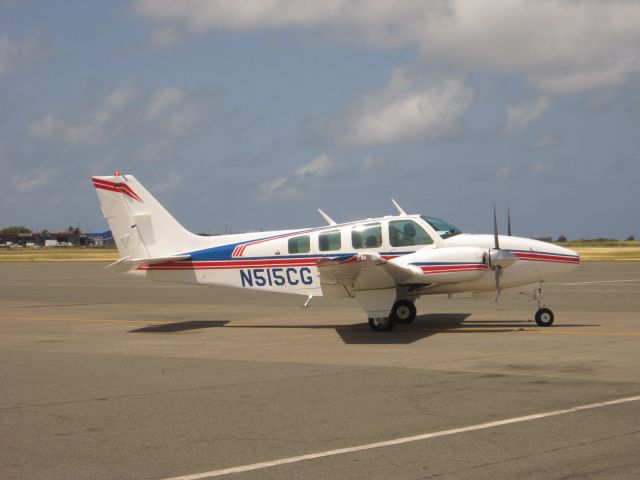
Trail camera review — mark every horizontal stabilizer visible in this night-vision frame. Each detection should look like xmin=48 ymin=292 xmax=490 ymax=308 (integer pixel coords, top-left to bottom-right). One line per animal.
xmin=105 ymin=254 xmax=191 ymax=272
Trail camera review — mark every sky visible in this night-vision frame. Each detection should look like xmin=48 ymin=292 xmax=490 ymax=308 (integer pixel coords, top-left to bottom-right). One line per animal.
xmin=1 ymin=0 xmax=639 ymax=239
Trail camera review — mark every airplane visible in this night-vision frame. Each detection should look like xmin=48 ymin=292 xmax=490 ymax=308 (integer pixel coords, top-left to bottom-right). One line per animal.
xmin=92 ymin=172 xmax=580 ymax=332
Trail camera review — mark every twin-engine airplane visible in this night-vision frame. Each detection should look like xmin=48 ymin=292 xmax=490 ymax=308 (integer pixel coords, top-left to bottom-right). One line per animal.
xmin=93 ymin=173 xmax=580 ymax=331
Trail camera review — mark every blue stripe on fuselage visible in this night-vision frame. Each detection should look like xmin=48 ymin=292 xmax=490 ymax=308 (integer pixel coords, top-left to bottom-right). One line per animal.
xmin=183 ymin=245 xmax=415 ymax=263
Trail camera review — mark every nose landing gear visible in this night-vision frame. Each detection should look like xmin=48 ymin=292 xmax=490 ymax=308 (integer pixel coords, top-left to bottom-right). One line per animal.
xmin=531 ymin=284 xmax=554 ymax=327
xmin=535 ymin=307 xmax=554 ymax=327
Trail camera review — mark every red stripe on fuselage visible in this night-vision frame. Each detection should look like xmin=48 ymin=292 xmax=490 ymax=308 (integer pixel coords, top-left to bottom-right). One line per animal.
xmin=139 ymin=254 xmax=401 ymax=271
xmin=512 ymin=252 xmax=580 ymax=264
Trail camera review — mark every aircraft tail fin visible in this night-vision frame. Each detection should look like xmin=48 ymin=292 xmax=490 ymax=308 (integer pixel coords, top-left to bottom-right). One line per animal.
xmin=92 ymin=174 xmax=203 ymax=259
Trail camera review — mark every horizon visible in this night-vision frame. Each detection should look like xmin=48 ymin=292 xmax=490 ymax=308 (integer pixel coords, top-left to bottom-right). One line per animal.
xmin=2 ymin=1 xmax=639 ymax=240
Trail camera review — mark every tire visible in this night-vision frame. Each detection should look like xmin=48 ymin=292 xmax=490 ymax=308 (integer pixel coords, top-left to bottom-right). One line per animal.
xmin=368 ymin=316 xmax=396 ymax=332
xmin=390 ymin=299 xmax=417 ymax=324
xmin=535 ymin=308 xmax=554 ymax=327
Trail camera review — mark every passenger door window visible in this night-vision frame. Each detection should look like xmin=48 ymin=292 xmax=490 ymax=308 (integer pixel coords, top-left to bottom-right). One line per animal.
xmin=352 ymin=223 xmax=382 ymax=249
xmin=319 ymin=230 xmax=341 ymax=251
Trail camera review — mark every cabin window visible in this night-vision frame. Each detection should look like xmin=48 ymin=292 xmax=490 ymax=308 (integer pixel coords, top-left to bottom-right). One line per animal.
xmin=388 ymin=220 xmax=433 ymax=247
xmin=351 ymin=223 xmax=382 ymax=249
xmin=288 ymin=235 xmax=310 ymax=254
xmin=319 ymin=230 xmax=341 ymax=251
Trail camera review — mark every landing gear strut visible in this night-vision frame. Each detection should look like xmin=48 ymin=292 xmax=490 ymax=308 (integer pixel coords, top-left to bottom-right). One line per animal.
xmin=531 ymin=284 xmax=554 ymax=327
xmin=390 ymin=299 xmax=417 ymax=324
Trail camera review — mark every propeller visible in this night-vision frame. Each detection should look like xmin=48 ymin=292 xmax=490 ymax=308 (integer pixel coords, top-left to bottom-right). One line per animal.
xmin=507 ymin=208 xmax=512 ymax=236
xmin=488 ymin=206 xmax=518 ymax=301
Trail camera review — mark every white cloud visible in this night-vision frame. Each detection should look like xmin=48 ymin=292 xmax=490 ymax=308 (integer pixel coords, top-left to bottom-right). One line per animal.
xmin=133 ymin=0 xmax=439 ymax=39
xmin=323 ymin=69 xmax=474 ymax=146
xmin=165 ymin=103 xmax=200 ymax=136
xmin=0 ymin=34 xmax=41 ymax=76
xmin=294 ymin=153 xmax=333 ymax=178
xmin=145 ymin=87 xmax=208 ymax=138
xmin=261 ymin=153 xmax=334 ymax=197
xmin=11 ymin=167 xmax=55 ymax=192
xmin=28 ymin=83 xmax=211 ymax=154
xmin=28 ymin=81 xmax=136 ymax=145
xmin=259 ymin=176 xmax=291 ymax=196
xmin=505 ymin=97 xmax=551 ymax=133
xmin=146 ymin=87 xmax=185 ymax=119
xmin=134 ymin=0 xmax=640 ymax=94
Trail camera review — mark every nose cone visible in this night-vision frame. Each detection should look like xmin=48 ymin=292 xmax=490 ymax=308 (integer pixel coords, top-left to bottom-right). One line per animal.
xmin=565 ymin=246 xmax=581 ymax=264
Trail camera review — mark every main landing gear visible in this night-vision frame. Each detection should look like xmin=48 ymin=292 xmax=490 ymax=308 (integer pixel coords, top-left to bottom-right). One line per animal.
xmin=368 ymin=299 xmax=417 ymax=332
xmin=530 ymin=284 xmax=554 ymax=327
xmin=391 ymin=299 xmax=417 ymax=324
xmin=368 ymin=316 xmax=395 ymax=332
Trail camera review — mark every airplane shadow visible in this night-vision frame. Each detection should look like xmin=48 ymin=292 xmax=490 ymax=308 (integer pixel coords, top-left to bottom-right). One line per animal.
xmin=336 ymin=313 xmax=471 ymax=344
xmin=128 ymin=316 xmax=600 ymax=345
xmin=130 ymin=320 xmax=229 ymax=333
xmin=335 ymin=315 xmax=601 ymax=345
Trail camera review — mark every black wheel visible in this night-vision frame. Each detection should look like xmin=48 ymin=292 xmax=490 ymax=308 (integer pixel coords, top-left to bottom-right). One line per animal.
xmin=368 ymin=316 xmax=396 ymax=332
xmin=390 ymin=299 xmax=417 ymax=324
xmin=535 ymin=308 xmax=554 ymax=327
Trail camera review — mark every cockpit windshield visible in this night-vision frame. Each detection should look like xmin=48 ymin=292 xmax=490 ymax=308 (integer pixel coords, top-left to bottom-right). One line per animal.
xmin=421 ymin=215 xmax=463 ymax=239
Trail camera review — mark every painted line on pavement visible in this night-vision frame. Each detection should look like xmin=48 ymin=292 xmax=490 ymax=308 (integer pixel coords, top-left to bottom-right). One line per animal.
xmin=160 ymin=395 xmax=640 ymax=480
xmin=555 ymin=279 xmax=640 ymax=285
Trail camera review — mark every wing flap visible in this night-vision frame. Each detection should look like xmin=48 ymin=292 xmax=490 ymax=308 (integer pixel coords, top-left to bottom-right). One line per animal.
xmin=317 ymin=253 xmax=423 ymax=297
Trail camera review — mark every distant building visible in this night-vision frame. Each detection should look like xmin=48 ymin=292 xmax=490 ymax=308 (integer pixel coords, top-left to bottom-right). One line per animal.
xmin=86 ymin=230 xmax=115 ymax=247
xmin=0 ymin=231 xmax=112 ymax=247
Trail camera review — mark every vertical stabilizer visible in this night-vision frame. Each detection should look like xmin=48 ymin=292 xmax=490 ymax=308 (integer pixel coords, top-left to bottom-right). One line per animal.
xmin=92 ymin=174 xmax=201 ymax=259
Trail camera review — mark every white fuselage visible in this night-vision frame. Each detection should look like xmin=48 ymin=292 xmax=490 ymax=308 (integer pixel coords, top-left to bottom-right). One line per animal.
xmin=135 ymin=214 xmax=580 ymax=297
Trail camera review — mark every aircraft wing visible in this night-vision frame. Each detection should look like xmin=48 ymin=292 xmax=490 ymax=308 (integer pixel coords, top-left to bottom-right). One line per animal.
xmin=104 ymin=254 xmax=191 ymax=272
xmin=317 ymin=253 xmax=423 ymax=297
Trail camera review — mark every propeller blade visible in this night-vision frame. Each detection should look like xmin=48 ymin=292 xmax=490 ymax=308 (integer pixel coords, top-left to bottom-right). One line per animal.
xmin=494 ymin=266 xmax=502 ymax=302
xmin=493 ymin=206 xmax=500 ymax=249
xmin=507 ymin=208 xmax=512 ymax=236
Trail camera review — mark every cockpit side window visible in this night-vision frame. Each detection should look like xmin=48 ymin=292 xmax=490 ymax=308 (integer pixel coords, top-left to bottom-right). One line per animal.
xmin=421 ymin=215 xmax=463 ymax=239
xmin=389 ymin=220 xmax=433 ymax=247
xmin=351 ymin=223 xmax=382 ymax=249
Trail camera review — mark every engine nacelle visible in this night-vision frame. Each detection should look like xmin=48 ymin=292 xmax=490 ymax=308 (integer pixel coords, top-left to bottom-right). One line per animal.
xmin=394 ymin=246 xmax=488 ymax=284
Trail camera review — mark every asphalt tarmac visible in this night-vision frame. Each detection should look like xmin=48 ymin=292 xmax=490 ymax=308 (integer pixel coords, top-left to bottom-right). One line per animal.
xmin=1 ymin=261 xmax=639 ymax=480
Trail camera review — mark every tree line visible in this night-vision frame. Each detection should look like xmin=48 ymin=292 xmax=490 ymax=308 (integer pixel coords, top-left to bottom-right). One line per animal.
xmin=0 ymin=226 xmax=82 ymax=235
